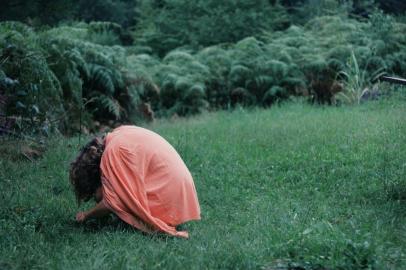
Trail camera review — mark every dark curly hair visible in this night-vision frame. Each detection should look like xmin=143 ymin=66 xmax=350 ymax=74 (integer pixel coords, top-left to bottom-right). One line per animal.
xmin=69 ymin=137 xmax=105 ymax=204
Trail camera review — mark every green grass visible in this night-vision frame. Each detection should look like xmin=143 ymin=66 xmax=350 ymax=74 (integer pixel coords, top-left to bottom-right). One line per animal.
xmin=1 ymin=98 xmax=406 ymax=269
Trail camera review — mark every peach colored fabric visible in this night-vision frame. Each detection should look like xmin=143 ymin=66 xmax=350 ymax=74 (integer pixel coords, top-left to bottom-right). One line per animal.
xmin=100 ymin=125 xmax=200 ymax=238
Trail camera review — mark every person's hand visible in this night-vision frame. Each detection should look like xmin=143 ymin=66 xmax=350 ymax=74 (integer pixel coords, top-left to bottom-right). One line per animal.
xmin=76 ymin=211 xmax=87 ymax=223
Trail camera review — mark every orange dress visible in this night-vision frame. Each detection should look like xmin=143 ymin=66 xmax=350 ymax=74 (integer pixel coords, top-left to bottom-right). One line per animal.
xmin=100 ymin=125 xmax=200 ymax=238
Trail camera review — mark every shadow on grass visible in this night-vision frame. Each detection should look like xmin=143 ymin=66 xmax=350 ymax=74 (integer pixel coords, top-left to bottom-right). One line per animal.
xmin=386 ymin=183 xmax=406 ymax=203
xmin=66 ymin=214 xmax=176 ymax=241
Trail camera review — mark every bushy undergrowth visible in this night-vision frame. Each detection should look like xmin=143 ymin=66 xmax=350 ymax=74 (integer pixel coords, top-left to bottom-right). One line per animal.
xmin=1 ymin=11 xmax=406 ymax=135
xmin=0 ymin=21 xmax=154 ymax=135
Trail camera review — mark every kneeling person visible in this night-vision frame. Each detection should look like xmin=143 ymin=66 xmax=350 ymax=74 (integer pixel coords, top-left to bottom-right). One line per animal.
xmin=70 ymin=125 xmax=201 ymax=238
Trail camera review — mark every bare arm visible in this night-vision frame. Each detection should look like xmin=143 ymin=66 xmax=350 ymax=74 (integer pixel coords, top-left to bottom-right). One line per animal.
xmin=76 ymin=200 xmax=111 ymax=222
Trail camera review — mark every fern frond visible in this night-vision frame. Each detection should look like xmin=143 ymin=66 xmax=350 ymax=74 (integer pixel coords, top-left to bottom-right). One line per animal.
xmin=87 ymin=64 xmax=115 ymax=95
xmin=92 ymin=93 xmax=121 ymax=119
xmin=163 ymin=50 xmax=194 ymax=64
xmin=262 ymin=86 xmax=286 ymax=105
xmin=175 ymin=77 xmax=194 ymax=91
xmin=228 ymin=65 xmax=252 ymax=82
xmin=184 ymin=84 xmax=206 ymax=101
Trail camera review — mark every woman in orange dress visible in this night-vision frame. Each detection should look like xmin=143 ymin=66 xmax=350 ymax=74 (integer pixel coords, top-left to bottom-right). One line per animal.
xmin=69 ymin=125 xmax=200 ymax=238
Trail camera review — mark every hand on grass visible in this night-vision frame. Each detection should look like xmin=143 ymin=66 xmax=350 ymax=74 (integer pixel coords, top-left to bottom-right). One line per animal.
xmin=76 ymin=211 xmax=87 ymax=223
xmin=75 ymin=201 xmax=110 ymax=223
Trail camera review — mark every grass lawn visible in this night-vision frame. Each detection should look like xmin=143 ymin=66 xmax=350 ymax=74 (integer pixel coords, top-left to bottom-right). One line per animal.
xmin=1 ymin=98 xmax=406 ymax=269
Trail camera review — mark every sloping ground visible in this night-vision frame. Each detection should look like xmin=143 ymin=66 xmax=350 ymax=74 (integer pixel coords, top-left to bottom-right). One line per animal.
xmin=1 ymin=97 xmax=405 ymax=269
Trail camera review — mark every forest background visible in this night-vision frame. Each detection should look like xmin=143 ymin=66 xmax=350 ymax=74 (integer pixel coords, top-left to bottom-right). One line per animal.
xmin=0 ymin=0 xmax=406 ymax=136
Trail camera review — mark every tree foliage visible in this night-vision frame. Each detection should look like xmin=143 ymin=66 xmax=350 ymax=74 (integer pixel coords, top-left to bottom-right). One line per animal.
xmin=0 ymin=0 xmax=138 ymax=27
xmin=135 ymin=0 xmax=290 ymax=56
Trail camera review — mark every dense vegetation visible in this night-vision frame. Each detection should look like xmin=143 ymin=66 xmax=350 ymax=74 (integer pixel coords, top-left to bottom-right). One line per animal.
xmin=1 ymin=99 xmax=405 ymax=269
xmin=0 ymin=0 xmax=406 ymax=136
xmin=1 ymin=2 xmax=406 ymax=269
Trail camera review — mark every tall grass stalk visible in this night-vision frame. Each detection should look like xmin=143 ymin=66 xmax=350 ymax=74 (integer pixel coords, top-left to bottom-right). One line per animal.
xmin=337 ymin=51 xmax=386 ymax=104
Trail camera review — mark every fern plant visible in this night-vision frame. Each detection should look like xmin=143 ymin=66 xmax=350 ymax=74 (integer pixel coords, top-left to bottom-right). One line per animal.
xmin=336 ymin=51 xmax=386 ymax=104
xmin=196 ymin=46 xmax=232 ymax=108
xmin=0 ymin=21 xmax=64 ymax=135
